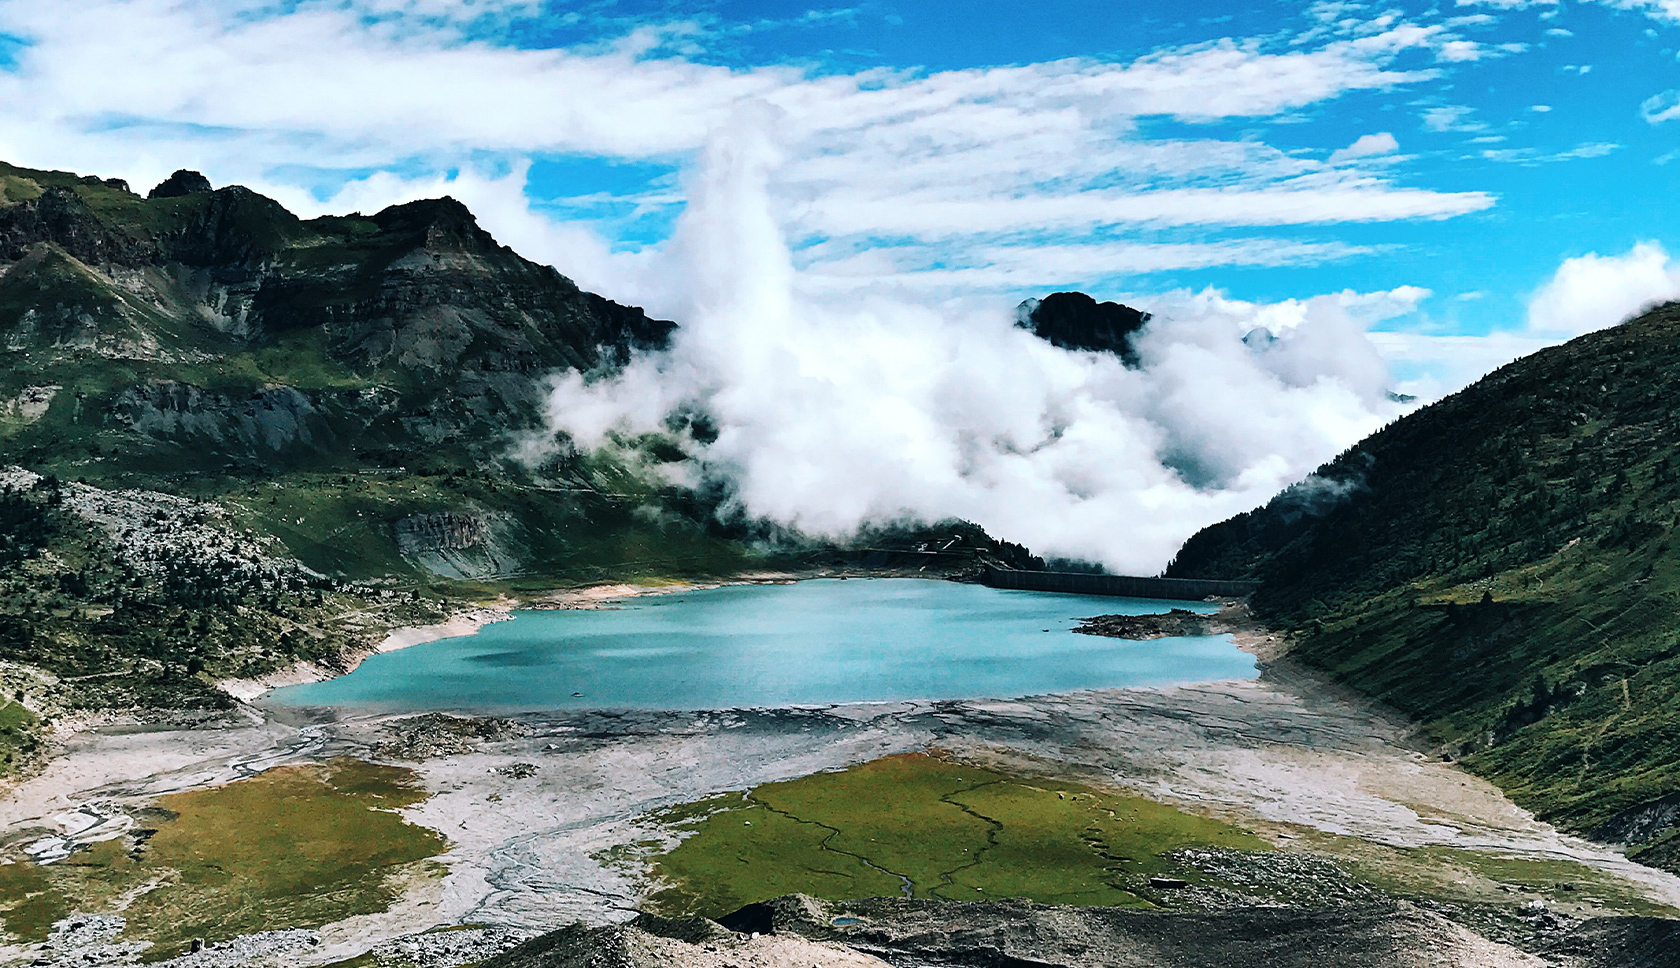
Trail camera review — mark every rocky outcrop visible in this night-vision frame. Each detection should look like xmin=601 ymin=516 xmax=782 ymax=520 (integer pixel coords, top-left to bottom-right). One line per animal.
xmin=0 ymin=185 xmax=156 ymax=267
xmin=482 ymin=912 xmax=888 ymax=968
xmin=1017 ymin=291 xmax=1151 ymax=367
xmin=114 ymin=382 xmax=327 ymax=454
xmin=393 ymin=511 xmax=492 ymax=555
xmin=0 ymin=159 xmax=681 ymax=484
xmin=1075 ymin=607 xmax=1226 ymax=639
xmin=392 ymin=510 xmax=524 ymax=579
xmin=1544 ymin=916 xmax=1680 ymax=968
xmin=494 ymin=894 xmax=1680 ymax=967
xmin=147 ymin=169 xmax=213 ymax=198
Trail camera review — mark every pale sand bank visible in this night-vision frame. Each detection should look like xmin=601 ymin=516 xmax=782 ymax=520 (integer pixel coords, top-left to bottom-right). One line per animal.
xmin=215 ymin=603 xmax=512 ymax=702
xmin=215 ymin=575 xmax=803 ymax=703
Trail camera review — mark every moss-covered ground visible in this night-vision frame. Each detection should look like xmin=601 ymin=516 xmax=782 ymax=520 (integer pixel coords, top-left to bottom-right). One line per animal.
xmin=0 ymin=758 xmax=446 ymax=958
xmin=639 ymin=752 xmax=1269 ymax=919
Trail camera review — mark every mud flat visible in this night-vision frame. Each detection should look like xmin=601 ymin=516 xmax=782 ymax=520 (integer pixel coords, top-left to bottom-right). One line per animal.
xmin=4 ymin=653 xmax=1679 ymax=965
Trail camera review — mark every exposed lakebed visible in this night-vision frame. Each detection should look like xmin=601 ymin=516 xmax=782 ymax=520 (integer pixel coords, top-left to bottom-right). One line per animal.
xmin=269 ymin=578 xmax=1256 ymax=712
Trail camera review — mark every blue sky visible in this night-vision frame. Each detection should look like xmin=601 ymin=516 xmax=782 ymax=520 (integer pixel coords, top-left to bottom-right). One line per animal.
xmin=2 ymin=0 xmax=1676 ymax=386
xmin=4 ymin=0 xmax=1680 ymax=564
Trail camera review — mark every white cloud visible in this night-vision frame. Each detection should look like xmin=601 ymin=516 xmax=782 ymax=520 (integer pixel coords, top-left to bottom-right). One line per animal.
xmin=1437 ymin=40 xmax=1488 ymax=61
xmin=1527 ymin=242 xmax=1680 ymax=338
xmin=1420 ymin=104 xmax=1485 ymax=131
xmin=0 ymin=0 xmax=1554 ymax=565
xmin=1369 ymin=330 xmax=1557 ymax=398
xmin=1478 ymin=141 xmax=1619 ymax=164
xmin=798 ymin=239 xmax=1373 ymax=295
xmin=0 ymin=0 xmax=1499 ymax=305
xmin=1372 ymin=245 xmax=1680 ymax=399
xmin=1642 ymin=89 xmax=1680 ymax=123
xmin=1329 ymin=131 xmax=1399 ymax=163
xmin=1587 ymin=0 xmax=1680 ymax=24
xmin=532 ymin=123 xmax=1417 ymax=573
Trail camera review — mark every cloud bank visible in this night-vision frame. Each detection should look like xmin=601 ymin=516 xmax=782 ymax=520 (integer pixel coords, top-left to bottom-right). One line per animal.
xmin=1527 ymin=241 xmax=1680 ymax=338
xmin=536 ymin=121 xmax=1412 ymax=574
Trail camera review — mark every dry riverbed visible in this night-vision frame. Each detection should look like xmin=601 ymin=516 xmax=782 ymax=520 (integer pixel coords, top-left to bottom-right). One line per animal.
xmin=2 ymin=602 xmax=1678 ymax=965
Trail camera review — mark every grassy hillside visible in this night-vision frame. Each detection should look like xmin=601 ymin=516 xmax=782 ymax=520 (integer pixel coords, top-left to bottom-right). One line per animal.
xmin=1169 ymin=302 xmax=1680 ymax=864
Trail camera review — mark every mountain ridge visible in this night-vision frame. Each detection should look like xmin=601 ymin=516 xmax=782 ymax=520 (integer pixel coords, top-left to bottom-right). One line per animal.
xmin=1169 ymin=301 xmax=1680 ymax=868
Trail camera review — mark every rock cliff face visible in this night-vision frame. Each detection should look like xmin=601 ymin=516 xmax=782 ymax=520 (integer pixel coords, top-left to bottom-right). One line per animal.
xmin=0 ymin=164 xmax=673 ymax=380
xmin=0 ymin=159 xmax=697 ymax=579
xmin=392 ymin=510 xmax=523 ymax=579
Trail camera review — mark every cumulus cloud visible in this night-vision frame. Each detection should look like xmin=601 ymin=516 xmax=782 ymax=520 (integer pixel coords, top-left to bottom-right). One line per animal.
xmin=1526 ymin=242 xmax=1680 ymax=338
xmin=1329 ymin=132 xmax=1399 ymax=164
xmin=1367 ymin=330 xmax=1557 ymax=399
xmin=534 ymin=120 xmax=1414 ymax=574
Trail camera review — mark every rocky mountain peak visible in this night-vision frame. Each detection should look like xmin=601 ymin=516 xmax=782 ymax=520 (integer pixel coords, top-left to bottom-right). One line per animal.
xmin=148 ymin=169 xmax=214 ymax=199
xmin=372 ymin=196 xmax=493 ymax=253
xmin=1017 ymin=291 xmax=1152 ymax=367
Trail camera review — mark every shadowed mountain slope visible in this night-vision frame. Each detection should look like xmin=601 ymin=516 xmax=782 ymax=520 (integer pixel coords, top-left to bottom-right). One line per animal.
xmin=1169 ymin=302 xmax=1680 ymax=866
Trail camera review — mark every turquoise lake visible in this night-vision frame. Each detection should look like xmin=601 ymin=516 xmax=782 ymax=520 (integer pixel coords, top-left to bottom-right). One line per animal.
xmin=268 ymin=578 xmax=1257 ymax=712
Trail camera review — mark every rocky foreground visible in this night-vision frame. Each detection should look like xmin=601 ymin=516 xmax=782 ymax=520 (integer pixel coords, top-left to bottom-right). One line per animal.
xmin=489 ymin=894 xmax=1680 ymax=968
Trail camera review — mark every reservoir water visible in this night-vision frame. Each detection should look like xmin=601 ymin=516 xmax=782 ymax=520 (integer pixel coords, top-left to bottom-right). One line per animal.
xmin=268 ymin=578 xmax=1257 ymax=713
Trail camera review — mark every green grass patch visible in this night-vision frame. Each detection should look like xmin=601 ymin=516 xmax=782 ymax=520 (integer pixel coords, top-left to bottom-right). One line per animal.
xmin=0 ymin=758 xmax=446 ymax=957
xmin=639 ymin=752 xmax=1268 ymax=919
xmin=0 ymin=699 xmax=39 ymax=777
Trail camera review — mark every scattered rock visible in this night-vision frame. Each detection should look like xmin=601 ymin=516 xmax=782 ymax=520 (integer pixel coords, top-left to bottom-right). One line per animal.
xmin=480 ymin=911 xmax=885 ymax=968
xmin=1078 ymin=609 xmax=1224 ymax=640
xmin=703 ymin=894 xmax=1610 ymax=967
xmin=149 ymin=928 xmax=317 ymax=967
xmin=377 ymin=713 xmax=530 ymax=759
xmin=339 ymin=925 xmax=531 ymax=968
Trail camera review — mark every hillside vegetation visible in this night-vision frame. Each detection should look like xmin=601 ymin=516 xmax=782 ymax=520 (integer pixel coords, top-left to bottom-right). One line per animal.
xmin=0 ymin=161 xmax=1042 ymax=768
xmin=1169 ymin=302 xmax=1680 ymax=867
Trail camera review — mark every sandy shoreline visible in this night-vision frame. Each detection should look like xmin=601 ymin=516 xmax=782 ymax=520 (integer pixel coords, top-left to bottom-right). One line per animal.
xmin=215 ymin=575 xmax=806 ymax=703
xmin=215 ymin=604 xmax=516 ymax=702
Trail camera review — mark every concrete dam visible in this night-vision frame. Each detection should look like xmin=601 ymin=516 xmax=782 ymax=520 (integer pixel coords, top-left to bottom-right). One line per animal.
xmin=980 ymin=566 xmax=1258 ymax=601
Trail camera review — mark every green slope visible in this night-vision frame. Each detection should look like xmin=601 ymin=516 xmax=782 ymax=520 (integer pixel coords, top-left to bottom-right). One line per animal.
xmin=1169 ymin=302 xmax=1680 ymax=863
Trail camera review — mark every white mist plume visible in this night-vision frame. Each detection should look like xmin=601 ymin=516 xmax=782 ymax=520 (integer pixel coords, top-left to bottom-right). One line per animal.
xmin=1527 ymin=241 xmax=1680 ymax=339
xmin=540 ymin=113 xmax=1412 ymax=574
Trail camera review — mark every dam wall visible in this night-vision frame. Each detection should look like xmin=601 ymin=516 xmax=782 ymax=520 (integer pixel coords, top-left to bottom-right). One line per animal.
xmin=981 ymin=566 xmax=1258 ymax=601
